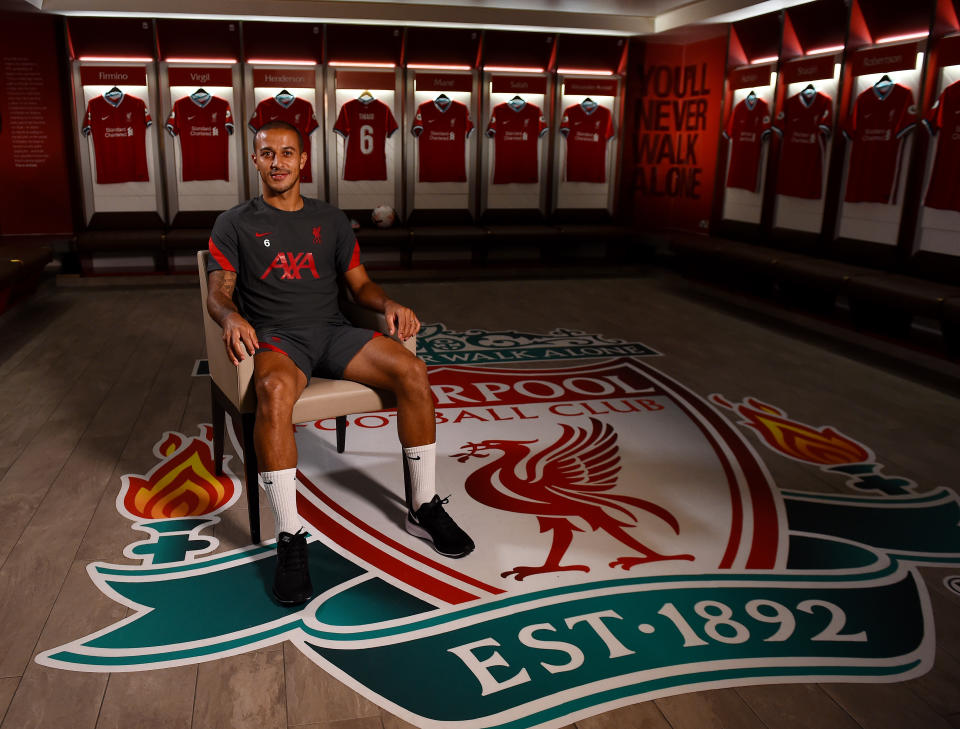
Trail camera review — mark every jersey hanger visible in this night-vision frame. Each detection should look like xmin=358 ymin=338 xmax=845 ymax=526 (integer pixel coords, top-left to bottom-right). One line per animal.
xmin=104 ymin=86 xmax=124 ymax=105
xmin=274 ymin=89 xmax=296 ymax=106
xmin=508 ymin=94 xmax=526 ymax=110
xmin=581 ymin=97 xmax=598 ymax=112
xmin=358 ymin=90 xmax=374 ymax=102
xmin=802 ymin=83 xmax=816 ymax=95
xmin=875 ymin=74 xmax=893 ymax=88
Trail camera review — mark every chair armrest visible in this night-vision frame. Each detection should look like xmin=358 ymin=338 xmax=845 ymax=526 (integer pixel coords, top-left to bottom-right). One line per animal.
xmin=198 ymin=251 xmax=256 ymax=412
xmin=340 ymin=295 xmax=418 ymax=355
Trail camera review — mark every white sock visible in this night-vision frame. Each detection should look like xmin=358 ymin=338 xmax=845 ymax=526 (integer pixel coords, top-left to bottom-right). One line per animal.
xmin=259 ymin=468 xmax=303 ymax=536
xmin=403 ymin=442 xmax=437 ymax=511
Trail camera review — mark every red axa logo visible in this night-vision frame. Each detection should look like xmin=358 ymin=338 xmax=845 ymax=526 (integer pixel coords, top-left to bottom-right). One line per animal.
xmin=260 ymin=251 xmax=320 ymax=280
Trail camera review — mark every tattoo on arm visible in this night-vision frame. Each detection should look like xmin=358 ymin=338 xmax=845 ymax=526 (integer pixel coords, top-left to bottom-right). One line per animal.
xmin=207 ymin=270 xmax=239 ymax=326
xmin=218 ymin=271 xmax=237 ymax=298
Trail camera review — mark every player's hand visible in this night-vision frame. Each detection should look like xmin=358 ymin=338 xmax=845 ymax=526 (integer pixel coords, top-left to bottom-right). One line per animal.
xmin=222 ymin=312 xmax=258 ymax=366
xmin=384 ymin=300 xmax=420 ymax=341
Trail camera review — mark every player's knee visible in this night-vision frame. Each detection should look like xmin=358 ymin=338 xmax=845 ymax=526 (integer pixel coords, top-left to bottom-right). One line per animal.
xmin=398 ymin=356 xmax=430 ymax=396
xmin=255 ymin=371 xmax=296 ymax=412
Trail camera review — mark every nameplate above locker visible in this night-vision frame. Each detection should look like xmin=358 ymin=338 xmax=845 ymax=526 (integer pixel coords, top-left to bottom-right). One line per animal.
xmin=168 ymin=67 xmax=233 ymax=86
xmin=851 ymin=42 xmax=919 ymax=76
xmin=80 ymin=65 xmax=148 ymax=86
xmin=564 ymin=78 xmax=618 ymax=95
xmin=415 ymin=74 xmax=472 ymax=92
xmin=252 ymin=68 xmax=314 ymax=88
xmin=728 ymin=64 xmax=774 ymax=90
xmin=336 ymin=70 xmax=394 ymax=89
xmin=491 ymin=75 xmax=547 ymax=94
xmin=782 ymin=55 xmax=836 ymax=84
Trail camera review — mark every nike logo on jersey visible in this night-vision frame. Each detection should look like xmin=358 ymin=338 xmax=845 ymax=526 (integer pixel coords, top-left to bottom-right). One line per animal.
xmin=406 ymin=455 xmax=422 ymax=461
xmin=255 ymin=232 xmax=272 ymax=237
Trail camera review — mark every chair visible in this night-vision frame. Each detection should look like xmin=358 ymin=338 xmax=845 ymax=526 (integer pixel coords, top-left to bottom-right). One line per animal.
xmin=197 ymin=251 xmax=415 ymax=543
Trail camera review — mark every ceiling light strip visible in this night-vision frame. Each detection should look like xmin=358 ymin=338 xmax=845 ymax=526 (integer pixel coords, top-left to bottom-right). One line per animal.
xmin=874 ymin=31 xmax=929 ymax=44
xmin=484 ymin=65 xmax=544 ymax=73
xmin=329 ymin=61 xmax=396 ymax=68
xmin=408 ymin=63 xmax=473 ymax=71
xmin=557 ymin=68 xmax=614 ymax=76
xmin=166 ymin=57 xmax=238 ymax=64
xmin=78 ymin=56 xmax=153 ymax=62
xmin=247 ymin=59 xmax=317 ymax=66
xmin=805 ymin=45 xmax=844 ymax=56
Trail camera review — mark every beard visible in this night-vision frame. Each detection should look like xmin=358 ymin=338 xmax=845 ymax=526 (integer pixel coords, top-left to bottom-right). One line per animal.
xmin=260 ymin=165 xmax=300 ymax=195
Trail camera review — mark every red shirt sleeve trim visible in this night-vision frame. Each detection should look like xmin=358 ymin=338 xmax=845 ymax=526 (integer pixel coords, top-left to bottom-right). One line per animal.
xmin=348 ymin=240 xmax=361 ymax=270
xmin=208 ymin=237 xmax=235 ymax=272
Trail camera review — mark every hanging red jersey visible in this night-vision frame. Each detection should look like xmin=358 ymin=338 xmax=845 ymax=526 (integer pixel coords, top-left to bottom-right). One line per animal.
xmin=843 ymin=83 xmax=916 ymax=204
xmin=333 ymin=98 xmax=399 ymax=181
xmin=923 ymin=81 xmax=960 ymax=212
xmin=724 ymin=95 xmax=771 ymax=192
xmin=412 ymin=98 xmax=474 ymax=183
xmin=486 ymin=101 xmax=548 ymax=184
xmin=248 ymin=96 xmax=320 ymax=183
xmin=82 ymin=93 xmax=152 ymax=184
xmin=166 ymin=95 xmax=234 ymax=182
xmin=560 ymin=103 xmax=615 ymax=183
xmin=774 ymin=91 xmax=833 ymax=199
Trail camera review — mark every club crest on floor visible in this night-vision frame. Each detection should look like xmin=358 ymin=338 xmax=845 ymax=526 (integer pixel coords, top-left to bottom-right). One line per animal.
xmin=417 ymin=322 xmax=659 ymax=364
xmin=35 ymin=328 xmax=960 ymax=729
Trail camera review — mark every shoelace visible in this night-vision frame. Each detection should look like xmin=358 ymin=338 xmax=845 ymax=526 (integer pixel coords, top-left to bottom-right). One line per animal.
xmin=279 ymin=534 xmax=307 ymax=573
xmin=429 ymin=496 xmax=457 ymax=528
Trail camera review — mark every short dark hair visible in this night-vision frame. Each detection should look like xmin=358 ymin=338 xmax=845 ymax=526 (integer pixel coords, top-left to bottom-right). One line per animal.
xmin=253 ymin=120 xmax=303 ymax=153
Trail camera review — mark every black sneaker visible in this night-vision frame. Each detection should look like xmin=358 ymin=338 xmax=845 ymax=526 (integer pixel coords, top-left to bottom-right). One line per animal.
xmin=273 ymin=530 xmax=313 ymax=606
xmin=406 ymin=495 xmax=475 ymax=558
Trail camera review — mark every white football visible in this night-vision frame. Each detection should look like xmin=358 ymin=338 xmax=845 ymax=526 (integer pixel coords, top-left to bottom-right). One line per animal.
xmin=371 ymin=205 xmax=396 ymax=229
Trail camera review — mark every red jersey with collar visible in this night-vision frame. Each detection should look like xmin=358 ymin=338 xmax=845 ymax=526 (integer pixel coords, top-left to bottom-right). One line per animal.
xmin=844 ymin=83 xmax=916 ymax=204
xmin=560 ymin=103 xmax=615 ymax=183
xmin=82 ymin=94 xmax=152 ymax=184
xmin=166 ymin=95 xmax=234 ymax=182
xmin=333 ymin=98 xmax=399 ymax=181
xmin=412 ymin=99 xmax=474 ymax=182
xmin=775 ymin=91 xmax=833 ymax=199
xmin=249 ymin=97 xmax=320 ymax=183
xmin=487 ymin=101 xmax=548 ymax=184
xmin=725 ymin=96 xmax=771 ymax=192
xmin=923 ymin=81 xmax=960 ymax=212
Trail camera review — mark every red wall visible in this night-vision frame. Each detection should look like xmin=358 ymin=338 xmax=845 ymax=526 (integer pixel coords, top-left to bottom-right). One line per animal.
xmin=0 ymin=12 xmax=74 ymax=236
xmin=623 ymin=35 xmax=727 ymax=232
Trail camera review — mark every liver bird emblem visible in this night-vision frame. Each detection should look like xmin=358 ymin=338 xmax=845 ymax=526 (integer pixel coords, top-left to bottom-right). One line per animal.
xmin=453 ymin=417 xmax=694 ymax=580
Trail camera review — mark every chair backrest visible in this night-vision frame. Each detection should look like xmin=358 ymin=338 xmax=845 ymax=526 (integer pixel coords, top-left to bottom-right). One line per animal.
xmin=198 ymin=251 xmax=256 ymax=412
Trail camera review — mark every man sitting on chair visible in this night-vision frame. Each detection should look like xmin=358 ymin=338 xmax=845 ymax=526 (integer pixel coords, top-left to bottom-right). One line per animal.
xmin=205 ymin=120 xmax=474 ymax=606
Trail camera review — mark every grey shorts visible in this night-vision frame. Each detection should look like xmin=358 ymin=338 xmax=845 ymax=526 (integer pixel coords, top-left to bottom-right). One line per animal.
xmin=256 ymin=322 xmax=380 ymax=380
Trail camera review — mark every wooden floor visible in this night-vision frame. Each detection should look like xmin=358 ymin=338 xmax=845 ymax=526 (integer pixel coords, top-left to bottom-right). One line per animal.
xmin=1 ymin=270 xmax=958 ymax=729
